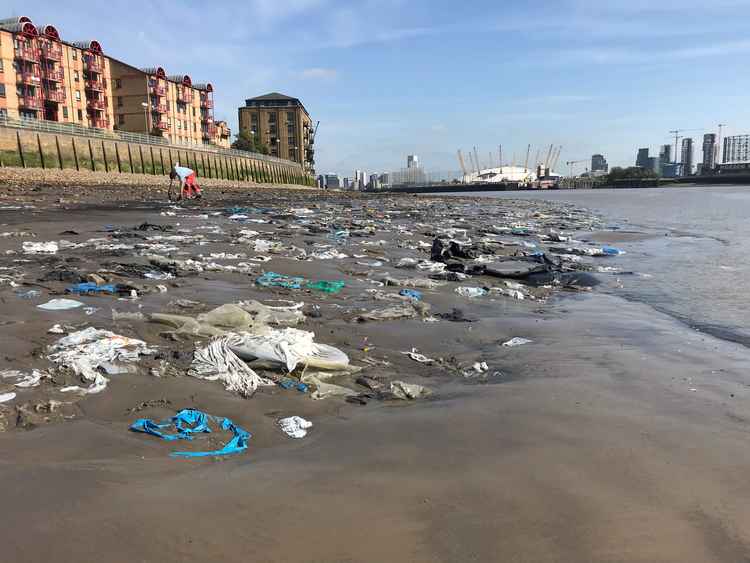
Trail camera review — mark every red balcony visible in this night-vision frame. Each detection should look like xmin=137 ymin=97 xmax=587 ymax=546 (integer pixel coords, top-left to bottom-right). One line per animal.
xmin=40 ymin=43 xmax=63 ymax=61
xmin=85 ymin=78 xmax=105 ymax=92
xmin=151 ymin=84 xmax=166 ymax=97
xmin=202 ymin=125 xmax=217 ymax=138
xmin=156 ymin=121 xmax=169 ymax=131
xmin=16 ymin=71 xmax=42 ymax=85
xmin=152 ymin=103 xmax=168 ymax=114
xmin=90 ymin=118 xmax=109 ymax=129
xmin=14 ymin=45 xmax=39 ymax=62
xmin=44 ymin=68 xmax=64 ymax=82
xmin=200 ymin=98 xmax=213 ymax=109
xmin=201 ymin=115 xmax=214 ymax=123
xmin=85 ymin=58 xmax=103 ymax=73
xmin=19 ymin=95 xmax=43 ymax=110
xmin=87 ymin=98 xmax=106 ymax=110
xmin=178 ymin=88 xmax=192 ymax=103
xmin=44 ymin=88 xmax=66 ymax=103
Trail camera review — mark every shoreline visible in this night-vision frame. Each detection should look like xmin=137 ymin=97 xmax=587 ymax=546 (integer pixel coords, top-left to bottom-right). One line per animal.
xmin=2 ymin=185 xmax=750 ymax=561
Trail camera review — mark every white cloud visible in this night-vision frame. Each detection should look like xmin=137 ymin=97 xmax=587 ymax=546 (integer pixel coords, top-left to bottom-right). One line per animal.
xmin=299 ymin=67 xmax=338 ymax=80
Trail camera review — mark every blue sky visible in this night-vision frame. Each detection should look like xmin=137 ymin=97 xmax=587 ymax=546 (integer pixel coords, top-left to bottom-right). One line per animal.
xmin=7 ymin=0 xmax=750 ymax=175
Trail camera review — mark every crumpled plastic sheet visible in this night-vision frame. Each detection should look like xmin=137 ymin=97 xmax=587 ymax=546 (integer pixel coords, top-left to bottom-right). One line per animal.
xmin=130 ymin=408 xmax=251 ymax=458
xmin=38 ymin=299 xmax=85 ymax=310
xmin=390 ymin=381 xmax=430 ymax=400
xmin=278 ymin=416 xmax=313 ymax=438
xmin=47 ymin=327 xmax=156 ymax=394
xmin=23 ymin=241 xmax=58 ymax=254
xmin=502 ymin=337 xmax=533 ymax=347
xmin=0 ymin=392 xmax=16 ymax=403
xmin=455 ymin=287 xmax=487 ymax=298
xmin=189 ymin=334 xmax=271 ymax=397
xmin=301 ymin=374 xmax=356 ymax=400
xmin=402 ymin=348 xmax=435 ymax=364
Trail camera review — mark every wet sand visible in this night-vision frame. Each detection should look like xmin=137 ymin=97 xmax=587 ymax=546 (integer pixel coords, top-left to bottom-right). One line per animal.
xmin=2 ymin=185 xmax=750 ymax=562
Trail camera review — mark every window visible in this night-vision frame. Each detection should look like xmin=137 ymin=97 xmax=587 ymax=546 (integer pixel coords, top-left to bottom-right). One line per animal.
xmin=74 ymin=70 xmax=79 ymax=82
xmin=183 ymin=120 xmax=187 ymax=129
xmin=118 ymin=114 xmax=125 ymax=125
xmin=0 ymin=109 xmax=6 ymax=118
xmin=192 ymin=107 xmax=196 ymax=116
xmin=117 ymin=96 xmax=123 ymax=107
xmin=62 ymin=106 xmax=68 ymax=118
xmin=77 ymin=109 xmax=83 ymax=120
xmin=269 ymin=113 xmax=276 ymax=123
xmin=0 ymin=59 xmax=3 ymax=72
xmin=193 ymin=123 xmax=196 ymax=132
xmin=72 ymin=50 xmax=77 ymax=60
xmin=75 ymin=90 xmax=81 ymax=101
xmin=177 ymin=121 xmax=181 ymax=129
xmin=287 ymin=111 xmax=295 ymax=123
xmin=0 ymin=84 xmax=4 ymax=98
xmin=115 ymin=79 xmax=122 ymax=89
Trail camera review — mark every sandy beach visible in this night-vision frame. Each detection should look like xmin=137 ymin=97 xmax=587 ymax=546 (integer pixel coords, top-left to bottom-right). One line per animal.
xmin=1 ymin=182 xmax=750 ymax=562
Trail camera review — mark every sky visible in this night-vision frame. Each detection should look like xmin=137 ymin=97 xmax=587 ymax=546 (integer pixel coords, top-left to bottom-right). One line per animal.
xmin=7 ymin=0 xmax=750 ymax=175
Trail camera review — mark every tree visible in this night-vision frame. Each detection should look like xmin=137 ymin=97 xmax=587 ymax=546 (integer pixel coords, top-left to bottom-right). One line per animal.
xmin=231 ymin=130 xmax=268 ymax=155
xmin=606 ymin=166 xmax=657 ymax=182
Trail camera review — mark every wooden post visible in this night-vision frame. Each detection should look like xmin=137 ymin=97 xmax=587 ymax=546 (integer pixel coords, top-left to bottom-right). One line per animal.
xmin=150 ymin=146 xmax=156 ymax=175
xmin=159 ymin=148 xmax=165 ymax=174
xmin=16 ymin=132 xmax=25 ymax=168
xmin=218 ymin=157 xmax=224 ymax=180
xmin=200 ymin=153 xmax=206 ymax=177
xmin=206 ymin=154 xmax=212 ymax=178
xmin=36 ymin=134 xmax=45 ymax=169
xmin=138 ymin=145 xmax=145 ymax=174
xmin=55 ymin=136 xmax=63 ymax=170
xmin=232 ymin=158 xmax=239 ymax=181
xmin=168 ymin=149 xmax=174 ymax=170
xmin=101 ymin=141 xmax=109 ymax=173
xmin=87 ymin=139 xmax=95 ymax=171
xmin=71 ymin=138 xmax=79 ymax=171
xmin=115 ymin=143 xmax=122 ymax=173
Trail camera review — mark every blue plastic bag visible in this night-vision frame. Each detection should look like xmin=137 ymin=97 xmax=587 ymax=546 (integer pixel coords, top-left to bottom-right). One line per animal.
xmin=399 ymin=289 xmax=422 ymax=301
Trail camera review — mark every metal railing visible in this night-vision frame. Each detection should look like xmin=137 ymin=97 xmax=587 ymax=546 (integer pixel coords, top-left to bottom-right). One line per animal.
xmin=0 ymin=115 xmax=304 ymax=167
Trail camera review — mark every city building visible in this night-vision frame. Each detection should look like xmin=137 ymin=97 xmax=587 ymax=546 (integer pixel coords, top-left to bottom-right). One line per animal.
xmin=108 ymin=61 xmax=216 ymax=145
xmin=378 ymin=173 xmax=390 ymax=189
xmin=722 ymin=135 xmax=750 ymax=164
xmin=353 ymin=170 xmax=366 ymax=191
xmin=636 ymin=148 xmax=650 ymax=168
xmin=324 ymin=174 xmax=341 ymax=189
xmin=215 ymin=120 xmax=231 ymax=148
xmin=368 ymin=173 xmax=380 ymax=190
xmin=703 ymin=134 xmax=717 ymax=171
xmin=661 ymin=163 xmax=681 ymax=178
xmin=343 ymin=177 xmax=350 ymax=190
xmin=681 ymin=138 xmax=694 ymax=176
xmin=646 ymin=156 xmax=660 ymax=175
xmin=238 ymin=92 xmax=314 ymax=171
xmin=659 ymin=144 xmax=672 ymax=164
xmin=591 ymin=154 xmax=608 ymax=173
xmin=0 ymin=16 xmax=114 ymax=130
xmin=407 ymin=154 xmax=419 ymax=169
xmin=696 ymin=163 xmax=704 ymax=176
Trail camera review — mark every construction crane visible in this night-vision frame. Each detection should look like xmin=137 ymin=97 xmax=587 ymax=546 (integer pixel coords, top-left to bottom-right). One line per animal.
xmin=565 ymin=159 xmax=588 ymax=178
xmin=524 ymin=144 xmax=531 ymax=172
xmin=456 ymin=149 xmax=468 ymax=178
xmin=668 ymin=128 xmax=704 ymax=165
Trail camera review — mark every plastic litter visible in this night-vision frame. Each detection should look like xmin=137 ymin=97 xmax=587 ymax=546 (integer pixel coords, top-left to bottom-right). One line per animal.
xmin=16 ymin=289 xmax=41 ymax=299
xmin=130 ymin=408 xmax=250 ymax=458
xmin=306 ymin=280 xmax=345 ymax=293
xmin=189 ymin=334 xmax=271 ymax=397
xmin=301 ymin=374 xmax=356 ymax=400
xmin=256 ymin=272 xmax=305 ymax=290
xmin=390 ymin=381 xmax=430 ymax=400
xmin=37 ymin=299 xmax=85 ymax=310
xmin=23 ymin=241 xmax=58 ymax=254
xmin=455 ymin=287 xmax=487 ymax=298
xmin=0 ymin=392 xmax=16 ymax=403
xmin=399 ymin=289 xmax=422 ymax=301
xmin=66 ymin=282 xmax=118 ymax=295
xmin=278 ymin=416 xmax=313 ymax=439
xmin=402 ymin=348 xmax=435 ymax=364
xmin=502 ymin=337 xmax=533 ymax=347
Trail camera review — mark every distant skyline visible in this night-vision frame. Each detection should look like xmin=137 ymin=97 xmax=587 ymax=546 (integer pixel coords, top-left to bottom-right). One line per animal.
xmin=8 ymin=0 xmax=750 ymax=175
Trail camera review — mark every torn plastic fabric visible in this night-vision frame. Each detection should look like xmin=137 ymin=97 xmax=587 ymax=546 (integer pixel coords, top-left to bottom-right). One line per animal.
xmin=129 ymin=408 xmax=251 ymax=458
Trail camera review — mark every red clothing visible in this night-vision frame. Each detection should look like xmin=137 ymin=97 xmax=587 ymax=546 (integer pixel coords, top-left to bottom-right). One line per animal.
xmin=183 ymin=172 xmax=201 ymax=197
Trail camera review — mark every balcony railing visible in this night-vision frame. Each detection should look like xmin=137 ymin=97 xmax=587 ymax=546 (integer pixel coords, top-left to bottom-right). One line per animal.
xmin=84 ymin=58 xmax=103 ymax=73
xmin=44 ymin=68 xmax=64 ymax=82
xmin=19 ymin=96 xmax=43 ymax=110
xmin=178 ymin=89 xmax=193 ymax=103
xmin=44 ymin=88 xmax=66 ymax=103
xmin=40 ymin=43 xmax=63 ymax=61
xmin=85 ymin=79 xmax=105 ymax=92
xmin=200 ymin=98 xmax=213 ymax=109
xmin=151 ymin=84 xmax=166 ymax=97
xmin=16 ymin=71 xmax=42 ymax=85
xmin=90 ymin=118 xmax=109 ymax=129
xmin=14 ymin=45 xmax=39 ymax=62
xmin=202 ymin=126 xmax=217 ymax=138
xmin=87 ymin=98 xmax=106 ymax=110
xmin=151 ymin=103 xmax=168 ymax=114
xmin=156 ymin=121 xmax=169 ymax=131
xmin=201 ymin=115 xmax=214 ymax=123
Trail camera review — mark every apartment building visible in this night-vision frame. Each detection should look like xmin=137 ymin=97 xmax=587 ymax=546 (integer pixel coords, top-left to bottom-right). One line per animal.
xmin=238 ymin=92 xmax=315 ymax=171
xmin=0 ymin=16 xmax=114 ymax=130
xmin=215 ymin=120 xmax=231 ymax=148
xmin=108 ymin=60 xmax=217 ymax=146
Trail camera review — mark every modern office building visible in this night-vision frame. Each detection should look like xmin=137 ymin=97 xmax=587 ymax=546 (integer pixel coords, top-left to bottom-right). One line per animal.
xmin=681 ymin=138 xmax=694 ymax=176
xmin=591 ymin=154 xmax=608 ymax=173
xmin=324 ymin=174 xmax=341 ymax=189
xmin=108 ymin=61 xmax=216 ymax=145
xmin=238 ymin=92 xmax=314 ymax=171
xmin=354 ymin=169 xmax=366 ymax=190
xmin=368 ymin=173 xmax=380 ymax=190
xmin=407 ymin=154 xmax=419 ymax=169
xmin=722 ymin=135 xmax=750 ymax=164
xmin=659 ymin=144 xmax=672 ymax=164
xmin=636 ymin=148 xmax=650 ymax=168
xmin=0 ymin=16 xmax=114 ymax=130
xmin=703 ymin=134 xmax=717 ymax=171
xmin=646 ymin=156 xmax=660 ymax=175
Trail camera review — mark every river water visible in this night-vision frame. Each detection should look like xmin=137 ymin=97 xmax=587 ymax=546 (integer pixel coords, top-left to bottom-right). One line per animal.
xmin=452 ymin=185 xmax=750 ymax=347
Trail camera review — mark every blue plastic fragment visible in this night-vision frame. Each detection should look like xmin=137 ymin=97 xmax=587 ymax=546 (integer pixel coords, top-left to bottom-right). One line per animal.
xmin=399 ymin=289 xmax=422 ymax=301
xmin=129 ymin=408 xmax=251 ymax=458
xmin=601 ymin=246 xmax=623 ymax=256
xmin=66 ymin=282 xmax=118 ymax=295
xmin=278 ymin=379 xmax=295 ymax=389
xmin=296 ymin=383 xmax=308 ymax=393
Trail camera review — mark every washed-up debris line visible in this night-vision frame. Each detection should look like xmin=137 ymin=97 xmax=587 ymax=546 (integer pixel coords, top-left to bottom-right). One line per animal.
xmin=0 ymin=190 xmax=623 ymax=441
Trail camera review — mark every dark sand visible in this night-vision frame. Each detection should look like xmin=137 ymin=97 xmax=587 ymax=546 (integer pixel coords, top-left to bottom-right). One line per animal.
xmin=1 ymin=185 xmax=750 ymax=562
